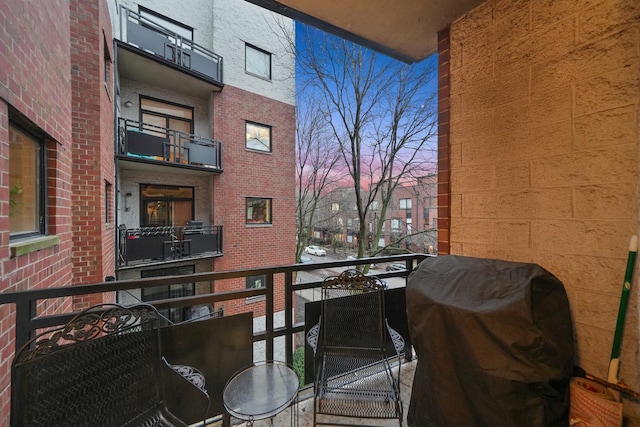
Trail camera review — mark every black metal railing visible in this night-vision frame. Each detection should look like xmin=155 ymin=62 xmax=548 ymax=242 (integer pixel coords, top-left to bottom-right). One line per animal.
xmin=118 ymin=223 xmax=223 ymax=266
xmin=118 ymin=118 xmax=222 ymax=171
xmin=118 ymin=6 xmax=223 ymax=84
xmin=0 ymin=254 xmax=429 ymax=424
xmin=0 ymin=254 xmax=428 ymax=360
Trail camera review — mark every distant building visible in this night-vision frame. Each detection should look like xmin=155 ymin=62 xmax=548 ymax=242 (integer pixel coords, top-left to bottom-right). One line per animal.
xmin=312 ymin=175 xmax=437 ymax=254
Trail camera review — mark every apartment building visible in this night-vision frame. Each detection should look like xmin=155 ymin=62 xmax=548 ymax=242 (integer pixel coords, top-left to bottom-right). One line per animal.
xmin=1 ymin=0 xmax=295 ymax=411
xmin=109 ymin=0 xmax=296 ymax=319
xmin=312 ymin=175 xmax=437 ymax=254
xmin=384 ymin=175 xmax=438 ymax=254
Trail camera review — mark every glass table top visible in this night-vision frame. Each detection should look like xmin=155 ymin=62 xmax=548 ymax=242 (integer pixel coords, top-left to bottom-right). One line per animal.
xmin=223 ymin=361 xmax=299 ymax=421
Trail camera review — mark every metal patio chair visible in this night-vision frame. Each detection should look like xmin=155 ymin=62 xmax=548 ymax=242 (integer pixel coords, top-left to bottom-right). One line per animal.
xmin=307 ymin=271 xmax=404 ymax=427
xmin=11 ymin=303 xmax=209 ymax=427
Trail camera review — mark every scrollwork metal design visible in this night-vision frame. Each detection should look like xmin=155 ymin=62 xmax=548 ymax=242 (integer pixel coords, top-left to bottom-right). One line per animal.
xmin=169 ymin=363 xmax=207 ymax=391
xmin=386 ymin=320 xmax=405 ymax=354
xmin=306 ymin=322 xmax=320 ymax=352
xmin=15 ymin=304 xmax=159 ymax=364
xmin=323 ymin=271 xmax=385 ymax=291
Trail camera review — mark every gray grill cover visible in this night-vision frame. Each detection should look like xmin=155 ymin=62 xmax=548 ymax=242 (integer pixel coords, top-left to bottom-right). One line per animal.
xmin=406 ymin=256 xmax=574 ymax=427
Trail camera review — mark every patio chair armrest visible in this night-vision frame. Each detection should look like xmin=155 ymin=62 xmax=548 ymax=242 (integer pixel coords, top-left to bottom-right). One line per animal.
xmin=307 ymin=320 xmax=320 ymax=353
xmin=386 ymin=320 xmax=405 ymax=355
xmin=167 ymin=362 xmax=207 ymax=392
xmin=162 ymin=357 xmax=210 ymax=425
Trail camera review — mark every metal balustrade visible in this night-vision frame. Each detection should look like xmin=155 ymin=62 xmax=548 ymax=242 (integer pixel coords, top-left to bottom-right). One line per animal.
xmin=118 ymin=6 xmax=223 ymax=84
xmin=117 ymin=118 xmax=222 ymax=171
xmin=0 ymin=255 xmax=426 ymax=360
xmin=118 ymin=223 xmax=223 ymax=266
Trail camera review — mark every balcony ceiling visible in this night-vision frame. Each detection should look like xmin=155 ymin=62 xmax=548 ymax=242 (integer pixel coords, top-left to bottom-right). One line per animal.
xmin=116 ymin=44 xmax=222 ymax=99
xmin=245 ymin=0 xmax=485 ymax=63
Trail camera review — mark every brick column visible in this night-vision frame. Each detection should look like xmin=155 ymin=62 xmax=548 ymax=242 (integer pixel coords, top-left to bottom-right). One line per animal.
xmin=437 ymin=27 xmax=451 ymax=255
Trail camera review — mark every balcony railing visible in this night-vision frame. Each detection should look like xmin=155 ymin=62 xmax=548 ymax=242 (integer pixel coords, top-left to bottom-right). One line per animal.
xmin=0 ymin=254 xmax=425 ymax=424
xmin=118 ymin=223 xmax=223 ymax=266
xmin=118 ymin=6 xmax=223 ymax=84
xmin=118 ymin=118 xmax=222 ymax=171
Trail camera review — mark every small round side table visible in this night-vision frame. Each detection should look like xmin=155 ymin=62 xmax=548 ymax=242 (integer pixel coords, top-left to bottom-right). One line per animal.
xmin=223 ymin=361 xmax=299 ymax=427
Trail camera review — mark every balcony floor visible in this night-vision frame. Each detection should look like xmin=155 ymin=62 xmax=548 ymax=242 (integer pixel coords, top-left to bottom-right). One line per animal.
xmin=217 ymin=359 xmax=417 ymax=427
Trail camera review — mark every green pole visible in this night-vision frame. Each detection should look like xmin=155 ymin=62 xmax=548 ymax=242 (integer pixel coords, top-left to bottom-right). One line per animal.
xmin=607 ymin=235 xmax=638 ymax=383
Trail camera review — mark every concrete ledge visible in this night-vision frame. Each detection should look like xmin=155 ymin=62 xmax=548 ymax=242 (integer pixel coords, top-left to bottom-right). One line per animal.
xmin=10 ymin=235 xmax=60 ymax=258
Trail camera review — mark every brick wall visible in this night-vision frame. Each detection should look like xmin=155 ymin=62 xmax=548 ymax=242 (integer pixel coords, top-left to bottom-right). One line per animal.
xmin=0 ymin=0 xmax=74 ymax=424
xmin=445 ymin=0 xmax=639 ymax=421
xmin=69 ymin=0 xmax=115 ymax=301
xmin=212 ymin=85 xmax=296 ymax=316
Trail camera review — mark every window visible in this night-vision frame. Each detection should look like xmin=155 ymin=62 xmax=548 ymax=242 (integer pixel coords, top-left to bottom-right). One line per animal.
xmin=246 ymin=274 xmax=266 ymax=302
xmin=9 ymin=124 xmax=45 ymax=238
xmin=105 ymin=181 xmax=112 ymax=223
xmin=370 ymin=201 xmax=379 ymax=210
xmin=139 ymin=6 xmax=193 ymax=41
xmin=141 ymin=184 xmax=194 ymax=226
xmin=103 ymin=36 xmax=111 ymax=93
xmin=245 ymin=44 xmax=271 ymax=79
xmin=331 ymin=203 xmax=340 ymax=212
xmin=347 ymin=218 xmax=353 ymax=227
xmin=246 ymin=197 xmax=272 ymax=225
xmin=141 ymin=97 xmax=193 ymax=164
xmin=391 ymin=219 xmax=401 ymax=230
xmin=399 ymin=198 xmax=412 ymax=209
xmin=245 ymin=121 xmax=271 ymax=152
xmin=141 ymin=265 xmax=195 ymax=323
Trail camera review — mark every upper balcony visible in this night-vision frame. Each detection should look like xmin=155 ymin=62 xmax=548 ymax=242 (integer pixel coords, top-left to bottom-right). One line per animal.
xmin=117 ymin=222 xmax=223 ymax=269
xmin=117 ymin=118 xmax=222 ymax=173
xmin=116 ymin=6 xmax=223 ymax=98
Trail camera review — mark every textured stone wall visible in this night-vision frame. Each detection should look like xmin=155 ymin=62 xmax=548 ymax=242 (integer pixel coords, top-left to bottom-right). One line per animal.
xmin=447 ymin=0 xmax=639 ymax=421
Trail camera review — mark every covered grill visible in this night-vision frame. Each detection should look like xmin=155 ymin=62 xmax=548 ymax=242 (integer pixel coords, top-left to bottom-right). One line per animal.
xmin=406 ymin=255 xmax=574 ymax=427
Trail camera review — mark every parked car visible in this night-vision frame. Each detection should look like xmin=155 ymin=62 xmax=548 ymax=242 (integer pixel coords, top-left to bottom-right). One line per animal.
xmin=347 ymin=255 xmax=379 ymax=270
xmin=300 ymin=254 xmax=313 ymax=263
xmin=343 ymin=269 xmax=388 ymax=289
xmin=304 ymin=245 xmax=327 ymax=256
xmin=385 ymin=263 xmax=406 ymax=271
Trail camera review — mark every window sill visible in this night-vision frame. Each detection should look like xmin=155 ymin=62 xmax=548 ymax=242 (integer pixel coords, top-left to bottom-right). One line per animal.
xmin=10 ymin=235 xmax=60 ymax=258
xmin=245 ymin=71 xmax=272 ymax=82
xmin=246 ymin=223 xmax=272 ymax=227
xmin=245 ymin=148 xmax=272 ymax=155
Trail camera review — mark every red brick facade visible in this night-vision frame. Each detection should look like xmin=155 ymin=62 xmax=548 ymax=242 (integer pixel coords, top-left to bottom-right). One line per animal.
xmin=436 ymin=27 xmax=451 ymax=255
xmin=0 ymin=2 xmax=297 ymax=423
xmin=211 ymin=85 xmax=297 ymax=316
xmin=0 ymin=0 xmax=75 ymax=424
xmin=69 ymin=0 xmax=115 ymax=297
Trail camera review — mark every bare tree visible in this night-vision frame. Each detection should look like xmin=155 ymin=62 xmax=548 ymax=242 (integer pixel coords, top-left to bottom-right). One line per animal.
xmin=297 ymin=26 xmax=438 ymax=261
xmin=295 ymin=92 xmax=344 ymax=262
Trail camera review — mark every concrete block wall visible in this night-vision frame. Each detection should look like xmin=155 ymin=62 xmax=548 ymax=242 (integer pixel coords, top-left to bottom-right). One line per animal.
xmin=213 ymin=0 xmax=296 ymax=106
xmin=0 ymin=0 xmax=75 ymax=424
xmin=445 ymin=0 xmax=639 ymax=421
xmin=118 ymin=170 xmax=213 ymax=228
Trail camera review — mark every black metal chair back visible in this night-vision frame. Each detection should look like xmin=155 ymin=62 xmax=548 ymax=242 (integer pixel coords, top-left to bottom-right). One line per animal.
xmin=308 ymin=271 xmax=404 ymax=427
xmin=11 ymin=303 xmax=200 ymax=427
